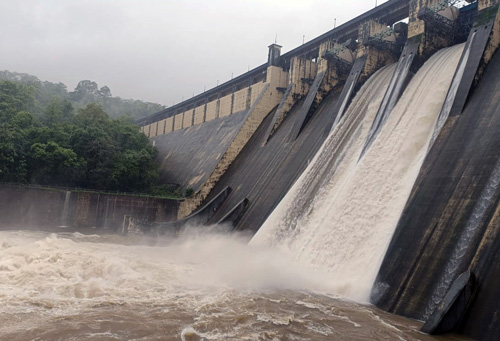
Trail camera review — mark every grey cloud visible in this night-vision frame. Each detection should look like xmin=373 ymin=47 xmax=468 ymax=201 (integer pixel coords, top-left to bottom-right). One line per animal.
xmin=0 ymin=0 xmax=387 ymax=106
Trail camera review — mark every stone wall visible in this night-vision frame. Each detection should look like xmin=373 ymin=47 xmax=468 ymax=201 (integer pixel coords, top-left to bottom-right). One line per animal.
xmin=289 ymin=57 xmax=318 ymax=97
xmin=0 ymin=185 xmax=179 ymax=231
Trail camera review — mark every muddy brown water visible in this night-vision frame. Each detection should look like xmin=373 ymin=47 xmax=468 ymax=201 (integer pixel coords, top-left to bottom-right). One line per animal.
xmin=0 ymin=229 xmax=468 ymax=340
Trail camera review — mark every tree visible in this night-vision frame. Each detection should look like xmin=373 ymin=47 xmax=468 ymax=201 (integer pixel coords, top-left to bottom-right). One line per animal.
xmin=41 ymin=98 xmax=74 ymax=126
xmin=99 ymin=86 xmax=111 ymax=97
xmin=0 ymin=81 xmax=35 ymax=182
xmin=71 ymin=105 xmax=116 ymax=189
xmin=28 ymin=141 xmax=86 ymax=186
xmin=70 ymin=80 xmax=99 ymax=102
xmin=0 ymin=122 xmax=29 ymax=182
xmin=110 ymin=149 xmax=159 ymax=192
xmin=0 ymin=76 xmax=170 ymax=195
xmin=70 ymin=103 xmax=160 ymax=192
xmin=74 ymin=102 xmax=110 ymax=125
xmin=0 ymin=80 xmax=35 ymax=121
xmin=1 ymin=70 xmax=166 ymax=119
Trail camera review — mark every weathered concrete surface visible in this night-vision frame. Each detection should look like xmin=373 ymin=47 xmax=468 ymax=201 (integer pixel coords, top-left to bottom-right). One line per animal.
xmin=288 ymin=71 xmax=326 ymax=142
xmin=263 ymin=83 xmax=294 ymax=144
xmin=329 ymin=56 xmax=368 ymax=131
xmin=147 ymin=186 xmax=232 ymax=235
xmin=408 ymin=0 xmax=456 ymax=61
xmin=477 ymin=3 xmax=500 ymax=77
xmin=357 ymin=20 xmax=400 ymax=82
xmin=372 ymin=49 xmax=500 ymax=341
xmin=263 ymin=57 xmax=319 ymax=144
xmin=178 ymin=81 xmax=285 ymax=218
xmin=445 ymin=22 xmax=495 ymax=119
xmin=152 ymin=109 xmax=249 ymax=191
xmin=0 ymin=185 xmax=178 ymax=231
xmin=203 ymin=91 xmax=341 ymax=233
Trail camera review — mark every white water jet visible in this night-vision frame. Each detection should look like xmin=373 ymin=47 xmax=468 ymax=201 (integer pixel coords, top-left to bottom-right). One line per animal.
xmin=365 ymin=49 xmax=415 ymax=151
xmin=252 ymin=44 xmax=464 ymax=302
xmin=59 ymin=191 xmax=71 ymax=227
xmin=253 ymin=63 xmax=398 ymax=245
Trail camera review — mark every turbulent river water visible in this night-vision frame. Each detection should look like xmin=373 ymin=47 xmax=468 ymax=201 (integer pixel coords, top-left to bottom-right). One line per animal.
xmin=0 ymin=229 xmax=468 ymax=340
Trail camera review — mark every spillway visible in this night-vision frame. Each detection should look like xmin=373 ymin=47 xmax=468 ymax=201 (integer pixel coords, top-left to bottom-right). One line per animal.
xmin=252 ymin=44 xmax=464 ymax=302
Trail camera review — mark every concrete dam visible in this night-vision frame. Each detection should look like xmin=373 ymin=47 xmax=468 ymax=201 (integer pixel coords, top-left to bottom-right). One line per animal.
xmin=135 ymin=0 xmax=500 ymax=339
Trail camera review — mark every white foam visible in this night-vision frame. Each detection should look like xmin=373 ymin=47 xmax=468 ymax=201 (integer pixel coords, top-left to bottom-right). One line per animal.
xmin=0 ymin=229 xmax=338 ymax=317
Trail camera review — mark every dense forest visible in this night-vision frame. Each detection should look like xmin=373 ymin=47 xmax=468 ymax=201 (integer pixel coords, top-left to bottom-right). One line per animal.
xmin=0 ymin=77 xmax=178 ymax=197
xmin=0 ymin=70 xmax=165 ymax=120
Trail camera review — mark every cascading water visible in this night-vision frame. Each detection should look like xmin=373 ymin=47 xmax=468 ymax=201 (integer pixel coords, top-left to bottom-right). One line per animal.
xmin=252 ymin=64 xmax=398 ymax=245
xmin=59 ymin=191 xmax=71 ymax=227
xmin=360 ymin=45 xmax=417 ymax=157
xmin=252 ymin=44 xmax=465 ymax=302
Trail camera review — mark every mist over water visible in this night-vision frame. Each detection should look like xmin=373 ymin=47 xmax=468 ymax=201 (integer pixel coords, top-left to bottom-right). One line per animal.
xmin=0 ymin=229 xmax=329 ymax=303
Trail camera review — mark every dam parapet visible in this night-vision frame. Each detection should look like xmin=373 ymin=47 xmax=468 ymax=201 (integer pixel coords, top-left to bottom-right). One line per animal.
xmin=138 ymin=0 xmax=480 ymax=138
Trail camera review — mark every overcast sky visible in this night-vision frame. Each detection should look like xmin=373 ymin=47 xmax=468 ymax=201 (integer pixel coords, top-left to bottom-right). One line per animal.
xmin=0 ymin=0 xmax=389 ymax=106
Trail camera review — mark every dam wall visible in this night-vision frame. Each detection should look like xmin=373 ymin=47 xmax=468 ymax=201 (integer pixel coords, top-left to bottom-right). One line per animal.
xmin=0 ymin=185 xmax=178 ymax=231
xmin=152 ymin=109 xmax=250 ymax=191
xmin=204 ymin=91 xmax=341 ymax=232
xmin=132 ymin=1 xmax=500 ymax=339
xmin=150 ymin=65 xmax=289 ymax=218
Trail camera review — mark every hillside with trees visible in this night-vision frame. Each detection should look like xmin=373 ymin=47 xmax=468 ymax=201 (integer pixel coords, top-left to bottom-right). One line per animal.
xmin=0 ymin=78 xmax=176 ymax=196
xmin=0 ymin=70 xmax=165 ymax=119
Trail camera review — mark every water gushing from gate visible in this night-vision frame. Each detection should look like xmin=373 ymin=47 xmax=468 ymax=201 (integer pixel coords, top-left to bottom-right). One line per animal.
xmin=252 ymin=44 xmax=464 ymax=302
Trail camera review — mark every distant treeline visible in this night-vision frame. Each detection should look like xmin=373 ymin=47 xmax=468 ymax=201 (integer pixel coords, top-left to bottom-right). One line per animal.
xmin=0 ymin=77 xmax=182 ymax=197
xmin=0 ymin=70 xmax=165 ymax=120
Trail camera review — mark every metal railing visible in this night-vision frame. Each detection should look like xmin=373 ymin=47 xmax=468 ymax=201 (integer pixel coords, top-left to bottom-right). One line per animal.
xmin=0 ymin=182 xmax=183 ymax=201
